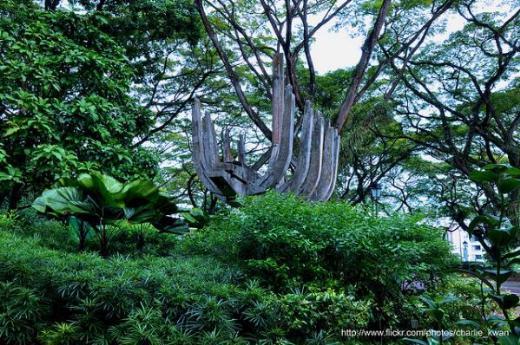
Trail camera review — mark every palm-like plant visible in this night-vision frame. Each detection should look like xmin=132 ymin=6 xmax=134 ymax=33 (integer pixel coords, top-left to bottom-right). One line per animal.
xmin=32 ymin=172 xmax=185 ymax=256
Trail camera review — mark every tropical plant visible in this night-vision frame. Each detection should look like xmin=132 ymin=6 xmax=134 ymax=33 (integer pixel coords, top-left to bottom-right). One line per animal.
xmin=408 ymin=165 xmax=520 ymax=344
xmin=181 ymin=207 xmax=211 ymax=229
xmin=32 ymin=172 xmax=183 ymax=256
xmin=462 ymin=164 xmax=520 ymax=343
xmin=0 ymin=0 xmax=160 ymax=209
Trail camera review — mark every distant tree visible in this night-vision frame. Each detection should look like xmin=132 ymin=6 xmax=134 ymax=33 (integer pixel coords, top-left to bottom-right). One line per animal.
xmin=194 ymin=0 xmax=457 ymax=133
xmin=384 ymin=0 xmax=519 ymax=224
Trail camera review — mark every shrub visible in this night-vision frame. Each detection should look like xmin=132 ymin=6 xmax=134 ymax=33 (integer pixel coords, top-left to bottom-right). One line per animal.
xmin=183 ymin=192 xmax=457 ymax=327
xmin=0 ymin=192 xmax=463 ymax=343
xmin=32 ymin=172 xmax=183 ymax=256
xmin=0 ymin=215 xmax=372 ymax=344
xmin=0 ymin=228 xmax=240 ymax=344
xmin=0 ymin=282 xmax=45 ymax=345
xmin=6 ymin=209 xmax=179 ymax=257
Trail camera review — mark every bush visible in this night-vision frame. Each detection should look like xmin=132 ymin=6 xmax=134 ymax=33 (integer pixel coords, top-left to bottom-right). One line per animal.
xmin=183 ymin=192 xmax=457 ymax=327
xmin=0 ymin=228 xmax=240 ymax=344
xmin=0 ymin=213 xmax=372 ymax=344
xmin=0 ymin=193 xmax=466 ymax=344
xmin=4 ymin=209 xmax=179 ymax=257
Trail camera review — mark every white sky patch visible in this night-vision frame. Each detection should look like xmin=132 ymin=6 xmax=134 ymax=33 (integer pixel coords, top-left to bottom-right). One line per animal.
xmin=310 ymin=2 xmax=504 ymax=74
xmin=312 ymin=22 xmax=364 ymax=74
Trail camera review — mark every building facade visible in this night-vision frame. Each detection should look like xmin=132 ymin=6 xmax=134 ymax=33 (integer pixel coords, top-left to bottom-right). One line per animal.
xmin=446 ymin=226 xmax=485 ymax=262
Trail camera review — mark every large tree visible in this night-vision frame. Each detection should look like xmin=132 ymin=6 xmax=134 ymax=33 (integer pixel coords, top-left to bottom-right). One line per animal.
xmin=383 ymin=0 xmax=519 ymax=224
xmin=0 ymin=0 xmax=204 ymax=208
xmin=186 ymin=0 xmax=459 ymax=207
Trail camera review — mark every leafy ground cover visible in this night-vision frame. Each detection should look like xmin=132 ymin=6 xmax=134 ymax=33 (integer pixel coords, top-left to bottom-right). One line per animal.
xmin=0 ymin=193 xmax=482 ymax=344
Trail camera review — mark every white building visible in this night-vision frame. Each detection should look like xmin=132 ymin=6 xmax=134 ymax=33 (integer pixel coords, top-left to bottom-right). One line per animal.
xmin=445 ymin=226 xmax=486 ymax=262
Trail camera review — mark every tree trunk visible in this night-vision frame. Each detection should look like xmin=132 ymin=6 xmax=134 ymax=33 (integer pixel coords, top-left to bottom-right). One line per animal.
xmin=78 ymin=222 xmax=87 ymax=251
xmin=99 ymin=225 xmax=109 ymax=257
xmin=8 ymin=184 xmax=22 ymax=210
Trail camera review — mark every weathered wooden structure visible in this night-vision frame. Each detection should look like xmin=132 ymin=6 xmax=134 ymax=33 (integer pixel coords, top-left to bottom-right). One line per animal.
xmin=191 ymin=54 xmax=340 ymax=203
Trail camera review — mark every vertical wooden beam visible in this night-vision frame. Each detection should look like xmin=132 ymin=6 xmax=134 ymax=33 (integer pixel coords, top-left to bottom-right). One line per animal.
xmin=191 ymin=99 xmax=223 ymax=196
xmin=238 ymin=133 xmax=246 ymax=165
xmin=321 ymin=131 xmax=340 ymax=200
xmin=311 ymin=124 xmax=337 ymax=201
xmin=298 ymin=114 xmax=324 ymax=197
xmin=223 ymin=129 xmax=233 ymax=162
xmin=281 ymin=100 xmax=314 ymax=193
xmin=271 ymin=53 xmax=285 ymax=145
xmin=254 ymin=84 xmax=295 ymax=192
xmin=202 ymin=113 xmax=220 ymax=169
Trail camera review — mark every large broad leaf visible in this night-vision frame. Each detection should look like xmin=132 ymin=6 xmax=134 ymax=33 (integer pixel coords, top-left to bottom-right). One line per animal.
xmin=121 ymin=179 xmax=158 ymax=207
xmin=497 ymin=177 xmax=520 ymax=194
xmin=152 ymin=215 xmax=189 ymax=235
xmin=153 ymin=193 xmax=178 ymax=215
xmin=124 ymin=205 xmax=159 ymax=224
xmin=488 ymin=228 xmax=514 ymax=248
xmin=68 ymin=216 xmax=95 ymax=241
xmin=77 ymin=173 xmax=124 ymax=208
xmin=469 ymin=170 xmax=497 ymax=183
xmin=32 ymin=187 xmax=93 ymax=215
xmin=35 ymin=172 xmax=180 ymax=233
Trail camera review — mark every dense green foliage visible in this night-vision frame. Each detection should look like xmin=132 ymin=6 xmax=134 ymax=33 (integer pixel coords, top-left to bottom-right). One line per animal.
xmin=0 ymin=194 xmax=477 ymax=345
xmin=184 ymin=193 xmax=457 ymax=329
xmin=0 ymin=0 xmax=517 ymax=344
xmin=32 ymin=172 xmax=183 ymax=255
xmin=0 ymin=1 xmax=159 ymax=208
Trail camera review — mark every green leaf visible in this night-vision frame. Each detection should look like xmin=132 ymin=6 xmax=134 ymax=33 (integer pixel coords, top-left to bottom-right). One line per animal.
xmin=469 ymin=170 xmax=497 ymax=183
xmin=121 ymin=179 xmax=158 ymax=207
xmin=153 ymin=193 xmax=178 ymax=215
xmin=3 ymin=126 xmax=20 ymax=137
xmin=456 ymin=319 xmax=480 ymax=329
xmin=124 ymin=206 xmax=159 ymax=224
xmin=506 ymin=167 xmax=520 ymax=177
xmin=32 ymin=187 xmax=93 ymax=216
xmin=468 ymin=215 xmax=500 ymax=233
xmin=153 ymin=216 xmax=189 ymax=235
xmin=497 ymin=177 xmax=520 ymax=194
xmin=498 ymin=335 xmax=520 ymax=345
xmin=483 ymin=164 xmax=509 ymax=173
xmin=488 ymin=229 xmax=514 ymax=247
xmin=77 ymin=172 xmax=124 ymax=208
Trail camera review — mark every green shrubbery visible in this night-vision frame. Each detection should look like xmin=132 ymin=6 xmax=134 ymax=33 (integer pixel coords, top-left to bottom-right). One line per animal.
xmin=0 ymin=193 xmax=481 ymax=344
xmin=0 ymin=230 xmax=242 ymax=344
xmin=0 ymin=209 xmax=371 ymax=344
xmin=184 ymin=193 xmax=457 ymax=328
